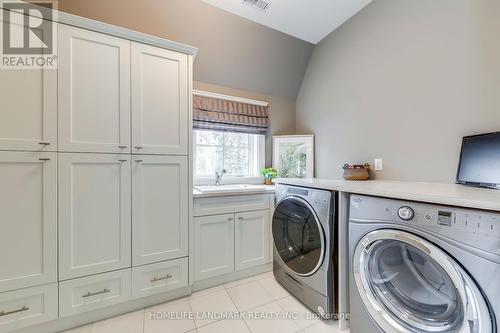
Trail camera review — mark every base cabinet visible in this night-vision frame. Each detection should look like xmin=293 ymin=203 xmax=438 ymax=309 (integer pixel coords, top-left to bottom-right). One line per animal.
xmin=0 ymin=284 xmax=58 ymax=333
xmin=193 ymin=194 xmax=273 ymax=282
xmin=194 ymin=214 xmax=235 ymax=281
xmin=235 ymin=211 xmax=270 ymax=271
xmin=59 ymin=269 xmax=131 ymax=317
xmin=132 ymin=258 xmax=188 ymax=298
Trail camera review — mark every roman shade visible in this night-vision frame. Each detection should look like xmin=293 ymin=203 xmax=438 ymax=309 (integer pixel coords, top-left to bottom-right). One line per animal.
xmin=193 ymin=94 xmax=269 ymax=135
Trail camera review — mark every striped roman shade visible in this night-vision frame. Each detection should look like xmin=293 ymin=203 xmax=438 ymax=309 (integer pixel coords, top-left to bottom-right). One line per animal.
xmin=193 ymin=94 xmax=269 ymax=135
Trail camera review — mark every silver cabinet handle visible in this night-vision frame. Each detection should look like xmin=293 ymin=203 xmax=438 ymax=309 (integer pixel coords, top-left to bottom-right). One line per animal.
xmin=135 ymin=159 xmax=143 ymax=163
xmin=227 ymin=218 xmax=234 ymax=221
xmin=39 ymin=158 xmax=51 ymax=161
xmin=82 ymin=288 xmax=111 ymax=298
xmin=118 ymin=145 xmax=127 ymax=149
xmin=39 ymin=142 xmax=51 ymax=146
xmin=238 ymin=217 xmax=244 ymax=221
xmin=150 ymin=274 xmax=173 ymax=283
xmin=134 ymin=146 xmax=143 ymax=150
xmin=0 ymin=306 xmax=29 ymax=317
xmin=118 ymin=159 xmax=128 ymax=162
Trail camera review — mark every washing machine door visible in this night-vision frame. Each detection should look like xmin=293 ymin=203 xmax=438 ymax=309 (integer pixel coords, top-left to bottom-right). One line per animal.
xmin=272 ymin=196 xmax=325 ymax=276
xmin=353 ymin=229 xmax=493 ymax=333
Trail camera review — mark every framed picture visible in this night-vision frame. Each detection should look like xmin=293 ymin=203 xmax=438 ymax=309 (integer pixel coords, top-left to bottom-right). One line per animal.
xmin=273 ymin=135 xmax=314 ymax=178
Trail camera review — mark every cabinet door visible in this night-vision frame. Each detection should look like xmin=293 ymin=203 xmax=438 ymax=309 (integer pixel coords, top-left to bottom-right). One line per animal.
xmin=0 ymin=15 xmax=56 ymax=151
xmin=58 ymin=24 xmax=131 ymax=153
xmin=235 ymin=210 xmax=270 ymax=271
xmin=59 ymin=153 xmax=131 ymax=280
xmin=131 ymin=42 xmax=188 ymax=155
xmin=132 ymin=155 xmax=188 ymax=266
xmin=194 ymin=214 xmax=235 ymax=281
xmin=0 ymin=152 xmax=57 ymax=292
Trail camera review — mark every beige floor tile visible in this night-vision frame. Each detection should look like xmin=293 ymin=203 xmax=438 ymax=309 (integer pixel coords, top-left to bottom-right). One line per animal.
xmin=254 ymin=271 xmax=274 ymax=280
xmin=243 ymin=301 xmax=301 ymax=333
xmin=189 ymin=285 xmax=226 ymax=300
xmin=302 ymin=319 xmax=341 ymax=333
xmin=144 ymin=298 xmax=195 ymax=333
xmin=91 ymin=310 xmax=144 ymax=333
xmin=277 ymin=296 xmax=319 ymax=329
xmin=223 ymin=276 xmax=256 ymax=289
xmin=62 ymin=325 xmax=92 ymax=333
xmin=227 ymin=280 xmax=274 ymax=312
xmin=188 ymin=289 xmax=238 ymax=328
xmin=197 ymin=319 xmax=250 ymax=333
xmin=258 ymin=277 xmax=289 ymax=300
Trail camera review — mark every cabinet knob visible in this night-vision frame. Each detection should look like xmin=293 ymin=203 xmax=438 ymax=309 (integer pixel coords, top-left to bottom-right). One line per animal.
xmin=135 ymin=159 xmax=144 ymax=163
xmin=39 ymin=142 xmax=51 ymax=146
xmin=118 ymin=145 xmax=127 ymax=149
xmin=227 ymin=218 xmax=234 ymax=221
xmin=134 ymin=146 xmax=143 ymax=150
xmin=238 ymin=217 xmax=244 ymax=221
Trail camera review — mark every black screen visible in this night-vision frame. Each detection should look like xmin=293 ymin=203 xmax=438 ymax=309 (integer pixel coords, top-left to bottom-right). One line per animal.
xmin=457 ymin=132 xmax=500 ymax=187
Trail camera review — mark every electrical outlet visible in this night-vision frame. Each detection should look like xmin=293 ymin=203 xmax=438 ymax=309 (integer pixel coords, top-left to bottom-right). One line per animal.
xmin=374 ymin=158 xmax=383 ymax=171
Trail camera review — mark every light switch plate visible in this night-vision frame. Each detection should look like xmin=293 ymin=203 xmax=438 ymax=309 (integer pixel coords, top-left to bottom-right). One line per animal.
xmin=374 ymin=158 xmax=383 ymax=171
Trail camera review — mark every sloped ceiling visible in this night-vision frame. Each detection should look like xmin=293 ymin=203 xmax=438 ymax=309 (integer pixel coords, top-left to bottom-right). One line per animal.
xmin=57 ymin=0 xmax=315 ymax=99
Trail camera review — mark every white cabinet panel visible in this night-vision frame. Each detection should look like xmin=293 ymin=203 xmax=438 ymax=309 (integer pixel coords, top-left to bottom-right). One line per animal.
xmin=132 ymin=156 xmax=188 ymax=266
xmin=235 ymin=210 xmax=270 ymax=271
xmin=194 ymin=214 xmax=235 ymax=281
xmin=194 ymin=194 xmax=271 ymax=217
xmin=58 ymin=153 xmax=131 ymax=280
xmin=132 ymin=42 xmax=188 ymax=155
xmin=58 ymin=24 xmax=131 ymax=153
xmin=0 ymin=152 xmax=57 ymax=292
xmin=59 ymin=269 xmax=131 ymax=317
xmin=0 ymin=283 xmax=58 ymax=333
xmin=132 ymin=258 xmax=188 ymax=299
xmin=0 ymin=15 xmax=57 ymax=152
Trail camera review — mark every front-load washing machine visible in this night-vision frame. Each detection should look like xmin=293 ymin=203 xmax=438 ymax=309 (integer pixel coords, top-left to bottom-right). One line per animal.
xmin=272 ymin=184 xmax=338 ymax=318
xmin=349 ymin=194 xmax=498 ymax=333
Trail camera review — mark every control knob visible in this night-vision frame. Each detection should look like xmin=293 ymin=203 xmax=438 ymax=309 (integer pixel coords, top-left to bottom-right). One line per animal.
xmin=398 ymin=206 xmax=415 ymax=221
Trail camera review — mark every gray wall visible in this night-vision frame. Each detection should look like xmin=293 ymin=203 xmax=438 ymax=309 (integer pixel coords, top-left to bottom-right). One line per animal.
xmin=297 ymin=0 xmax=500 ymax=183
xmin=57 ymin=0 xmax=314 ymax=100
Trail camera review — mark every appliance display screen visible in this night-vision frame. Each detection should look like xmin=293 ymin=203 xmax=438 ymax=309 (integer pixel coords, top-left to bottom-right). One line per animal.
xmin=457 ymin=132 xmax=500 ymax=187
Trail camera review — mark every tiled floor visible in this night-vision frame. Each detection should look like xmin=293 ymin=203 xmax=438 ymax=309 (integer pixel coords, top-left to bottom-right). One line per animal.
xmin=63 ymin=272 xmax=347 ymax=333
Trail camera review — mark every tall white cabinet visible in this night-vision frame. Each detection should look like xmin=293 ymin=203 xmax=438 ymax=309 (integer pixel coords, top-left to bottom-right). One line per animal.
xmin=58 ymin=25 xmax=131 ymax=154
xmin=131 ymin=43 xmax=189 ymax=155
xmin=0 ymin=10 xmax=194 ymax=333
xmin=58 ymin=153 xmax=132 ymax=280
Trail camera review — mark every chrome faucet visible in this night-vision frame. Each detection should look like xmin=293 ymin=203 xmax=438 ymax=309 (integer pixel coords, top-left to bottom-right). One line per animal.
xmin=215 ymin=169 xmax=226 ymax=186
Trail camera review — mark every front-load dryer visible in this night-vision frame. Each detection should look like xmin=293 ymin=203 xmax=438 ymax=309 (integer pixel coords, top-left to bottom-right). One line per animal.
xmin=349 ymin=194 xmax=498 ymax=333
xmin=272 ymin=184 xmax=338 ymax=318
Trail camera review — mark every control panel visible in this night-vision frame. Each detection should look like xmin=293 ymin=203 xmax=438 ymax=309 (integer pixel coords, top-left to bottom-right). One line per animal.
xmin=349 ymin=195 xmax=500 ymax=256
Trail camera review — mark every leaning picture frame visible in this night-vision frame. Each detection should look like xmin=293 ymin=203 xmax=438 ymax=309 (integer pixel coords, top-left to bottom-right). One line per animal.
xmin=272 ymin=135 xmax=314 ymax=178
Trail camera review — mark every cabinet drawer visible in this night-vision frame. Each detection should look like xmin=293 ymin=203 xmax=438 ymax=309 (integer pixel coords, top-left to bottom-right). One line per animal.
xmin=0 ymin=284 xmax=58 ymax=333
xmin=132 ymin=258 xmax=188 ymax=298
xmin=194 ymin=194 xmax=271 ymax=216
xmin=59 ymin=269 xmax=131 ymax=317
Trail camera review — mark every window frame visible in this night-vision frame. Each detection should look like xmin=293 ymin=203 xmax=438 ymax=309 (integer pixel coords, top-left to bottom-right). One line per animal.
xmin=193 ymin=130 xmax=266 ymax=185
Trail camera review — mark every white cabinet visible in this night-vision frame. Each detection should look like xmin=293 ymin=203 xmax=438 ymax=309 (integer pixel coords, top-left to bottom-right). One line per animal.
xmin=0 ymin=283 xmax=58 ymax=333
xmin=0 ymin=16 xmax=57 ymax=152
xmin=132 ymin=258 xmax=188 ymax=299
xmin=58 ymin=153 xmax=132 ymax=280
xmin=59 ymin=269 xmax=131 ymax=317
xmin=0 ymin=152 xmax=57 ymax=292
xmin=132 ymin=156 xmax=188 ymax=266
xmin=58 ymin=25 xmax=131 ymax=153
xmin=235 ymin=210 xmax=270 ymax=271
xmin=194 ymin=214 xmax=235 ymax=281
xmin=131 ymin=42 xmax=189 ymax=155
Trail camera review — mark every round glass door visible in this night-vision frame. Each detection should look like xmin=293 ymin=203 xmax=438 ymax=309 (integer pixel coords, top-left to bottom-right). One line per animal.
xmin=272 ymin=197 xmax=325 ymax=276
xmin=353 ymin=229 xmax=492 ymax=333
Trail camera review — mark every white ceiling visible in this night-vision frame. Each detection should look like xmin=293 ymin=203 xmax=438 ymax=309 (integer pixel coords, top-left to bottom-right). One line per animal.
xmin=201 ymin=0 xmax=372 ymax=44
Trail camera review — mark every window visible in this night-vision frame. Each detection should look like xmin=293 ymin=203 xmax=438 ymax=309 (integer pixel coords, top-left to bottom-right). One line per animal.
xmin=194 ymin=130 xmax=265 ymax=184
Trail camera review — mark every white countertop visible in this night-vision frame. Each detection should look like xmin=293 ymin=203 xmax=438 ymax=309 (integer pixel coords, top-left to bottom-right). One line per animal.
xmin=193 ymin=184 xmax=275 ymax=198
xmin=275 ymin=178 xmax=500 ymax=212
